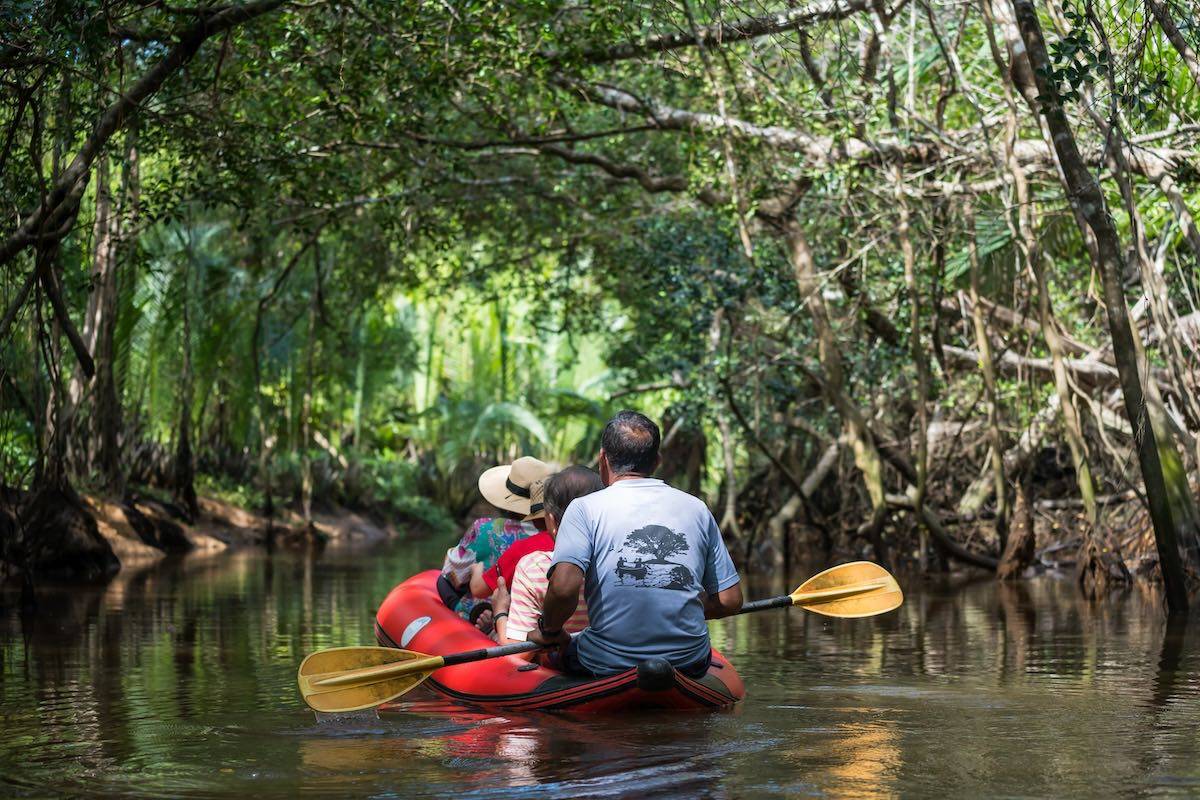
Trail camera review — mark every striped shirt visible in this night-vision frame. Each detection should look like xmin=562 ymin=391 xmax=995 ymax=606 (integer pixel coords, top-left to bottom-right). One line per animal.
xmin=507 ymin=550 xmax=589 ymax=640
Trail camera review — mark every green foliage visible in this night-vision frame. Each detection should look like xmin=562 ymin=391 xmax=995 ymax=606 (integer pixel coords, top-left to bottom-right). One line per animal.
xmin=2 ymin=0 xmax=1199 ymax=564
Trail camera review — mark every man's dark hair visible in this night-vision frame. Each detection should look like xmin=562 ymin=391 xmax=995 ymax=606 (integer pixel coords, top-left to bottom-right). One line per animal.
xmin=601 ymin=410 xmax=661 ymax=476
xmin=543 ymin=466 xmax=604 ymax=522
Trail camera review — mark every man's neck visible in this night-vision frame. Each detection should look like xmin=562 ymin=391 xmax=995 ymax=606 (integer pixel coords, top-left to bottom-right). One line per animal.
xmin=609 ymin=472 xmax=650 ymax=485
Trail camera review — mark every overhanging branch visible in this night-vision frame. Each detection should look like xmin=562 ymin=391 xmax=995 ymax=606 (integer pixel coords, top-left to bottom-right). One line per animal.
xmin=545 ymin=0 xmax=874 ymax=65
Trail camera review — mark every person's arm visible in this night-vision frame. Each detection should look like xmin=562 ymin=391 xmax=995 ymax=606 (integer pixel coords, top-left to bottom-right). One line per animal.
xmin=704 ymin=582 xmax=743 ymax=619
xmin=469 ymin=562 xmax=495 ymax=599
xmin=542 ymin=563 xmax=583 ymax=630
xmin=527 ymin=563 xmax=581 ymax=647
xmin=491 ymin=577 xmax=511 ymax=642
xmin=505 ymin=556 xmax=545 ymax=646
xmin=528 ymin=503 xmax=590 ymax=647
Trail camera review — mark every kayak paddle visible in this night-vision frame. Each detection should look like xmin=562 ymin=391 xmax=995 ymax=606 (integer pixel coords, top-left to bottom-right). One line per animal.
xmin=736 ymin=560 xmax=903 ymax=618
xmin=298 ymin=559 xmax=902 ymax=712
xmin=298 ymin=640 xmax=545 ymax=713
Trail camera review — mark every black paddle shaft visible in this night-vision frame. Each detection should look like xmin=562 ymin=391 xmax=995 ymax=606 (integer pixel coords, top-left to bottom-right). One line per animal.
xmin=441 ymin=639 xmax=543 ymax=667
xmin=735 ymin=595 xmax=793 ymax=615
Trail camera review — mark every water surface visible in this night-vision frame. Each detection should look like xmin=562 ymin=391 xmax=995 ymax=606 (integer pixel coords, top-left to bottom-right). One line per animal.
xmin=2 ymin=539 xmax=1199 ymax=798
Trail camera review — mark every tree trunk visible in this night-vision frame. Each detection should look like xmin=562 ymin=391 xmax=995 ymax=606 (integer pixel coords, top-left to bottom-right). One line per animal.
xmin=70 ymin=137 xmax=134 ymax=496
xmin=895 ymin=164 xmax=931 ymax=569
xmin=37 ymin=245 xmax=71 ymax=493
xmin=300 ymin=252 xmax=319 ymax=528
xmin=1098 ymin=114 xmax=1200 ymax=573
xmin=352 ymin=316 xmax=366 ymax=449
xmin=708 ymin=309 xmax=743 ymax=546
xmin=965 ymin=200 xmax=1010 ymax=544
xmin=173 ymin=226 xmax=198 ymax=521
xmin=660 ymin=407 xmax=706 ymax=496
xmin=783 ymin=222 xmax=889 ymax=514
xmin=997 ymin=473 xmax=1035 ymax=579
xmin=1010 ymin=0 xmax=1188 ymax=612
xmin=67 ymin=155 xmax=114 ymax=471
xmin=96 ymin=130 xmax=138 ymax=495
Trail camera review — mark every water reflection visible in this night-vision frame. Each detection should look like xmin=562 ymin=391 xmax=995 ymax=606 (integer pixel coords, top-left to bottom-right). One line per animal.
xmin=2 ymin=544 xmax=1200 ymax=797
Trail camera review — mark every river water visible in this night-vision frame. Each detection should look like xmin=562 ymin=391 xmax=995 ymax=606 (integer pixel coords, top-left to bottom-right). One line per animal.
xmin=2 ymin=537 xmax=1199 ymax=798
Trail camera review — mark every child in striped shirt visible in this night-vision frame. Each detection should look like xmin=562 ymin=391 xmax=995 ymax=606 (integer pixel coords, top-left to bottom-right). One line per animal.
xmin=492 ymin=466 xmax=603 ymax=645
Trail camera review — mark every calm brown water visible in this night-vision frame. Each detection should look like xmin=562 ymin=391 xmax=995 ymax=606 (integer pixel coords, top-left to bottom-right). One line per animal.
xmin=2 ymin=538 xmax=1199 ymax=798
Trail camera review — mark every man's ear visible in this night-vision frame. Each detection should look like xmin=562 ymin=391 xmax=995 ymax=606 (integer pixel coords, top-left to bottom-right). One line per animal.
xmin=598 ymin=449 xmax=612 ymax=485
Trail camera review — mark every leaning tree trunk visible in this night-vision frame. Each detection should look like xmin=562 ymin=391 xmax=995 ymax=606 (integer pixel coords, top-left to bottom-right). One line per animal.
xmin=66 ymin=155 xmax=113 ymax=473
xmin=70 ymin=145 xmax=130 ymax=496
xmin=1011 ymin=0 xmax=1188 ymax=612
xmin=37 ymin=245 xmax=72 ymax=494
xmin=965 ymin=199 xmax=1009 ymax=543
xmin=1100 ymin=119 xmax=1200 ymax=573
xmin=783 ymin=223 xmax=888 ymax=511
xmin=35 ymin=80 xmax=75 ymax=495
xmin=95 ymin=129 xmax=138 ymax=496
xmin=300 ymin=260 xmax=318 ymax=528
xmin=173 ymin=227 xmax=198 ymax=521
xmin=708 ymin=309 xmax=743 ymax=548
xmin=895 ymin=164 xmax=932 ymax=569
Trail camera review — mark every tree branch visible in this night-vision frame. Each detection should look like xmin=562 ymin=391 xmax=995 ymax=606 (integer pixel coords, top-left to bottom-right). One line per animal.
xmin=535 ymin=143 xmax=690 ymax=193
xmin=557 ymin=78 xmax=1197 ymax=179
xmin=545 ymin=0 xmax=872 ymax=64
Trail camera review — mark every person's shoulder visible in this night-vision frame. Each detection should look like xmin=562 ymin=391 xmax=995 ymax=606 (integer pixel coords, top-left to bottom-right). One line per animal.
xmin=655 ymin=482 xmax=709 ymax=511
xmin=515 ymin=549 xmax=552 ymax=574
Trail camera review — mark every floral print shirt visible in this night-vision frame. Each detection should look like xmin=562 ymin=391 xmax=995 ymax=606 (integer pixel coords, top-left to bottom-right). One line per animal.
xmin=441 ymin=518 xmax=539 ymax=618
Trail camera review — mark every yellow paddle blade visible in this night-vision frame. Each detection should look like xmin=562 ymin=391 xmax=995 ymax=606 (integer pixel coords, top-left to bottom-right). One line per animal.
xmin=790 ymin=561 xmax=903 ymax=618
xmin=298 ymin=646 xmax=440 ymax=713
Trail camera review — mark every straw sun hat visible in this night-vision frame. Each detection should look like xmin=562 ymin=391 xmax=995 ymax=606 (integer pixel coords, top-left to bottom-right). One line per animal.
xmin=478 ymin=456 xmax=554 ymax=520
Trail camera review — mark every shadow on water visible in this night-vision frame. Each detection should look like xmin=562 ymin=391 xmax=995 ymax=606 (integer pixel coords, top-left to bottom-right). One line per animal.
xmin=2 ymin=541 xmax=1200 ymax=798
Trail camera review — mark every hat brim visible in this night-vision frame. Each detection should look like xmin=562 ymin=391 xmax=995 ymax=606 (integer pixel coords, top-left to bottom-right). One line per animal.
xmin=478 ymin=464 xmax=532 ymax=516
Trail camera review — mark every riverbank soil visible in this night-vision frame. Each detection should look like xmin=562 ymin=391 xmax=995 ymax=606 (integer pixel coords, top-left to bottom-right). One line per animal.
xmin=1 ymin=485 xmax=410 ymax=580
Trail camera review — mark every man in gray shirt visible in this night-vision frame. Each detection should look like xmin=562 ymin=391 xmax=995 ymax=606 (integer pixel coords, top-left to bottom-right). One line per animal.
xmin=529 ymin=411 xmax=743 ymax=677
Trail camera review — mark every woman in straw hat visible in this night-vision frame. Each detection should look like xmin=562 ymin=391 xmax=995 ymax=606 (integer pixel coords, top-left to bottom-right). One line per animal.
xmin=439 ymin=456 xmax=553 ymax=625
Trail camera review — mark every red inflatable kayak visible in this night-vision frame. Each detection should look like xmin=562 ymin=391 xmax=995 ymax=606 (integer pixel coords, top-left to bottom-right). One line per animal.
xmin=375 ymin=570 xmax=745 ymax=712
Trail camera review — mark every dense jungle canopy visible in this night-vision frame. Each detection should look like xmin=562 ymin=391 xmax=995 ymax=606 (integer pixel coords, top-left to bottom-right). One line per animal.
xmin=2 ymin=0 xmax=1200 ymax=604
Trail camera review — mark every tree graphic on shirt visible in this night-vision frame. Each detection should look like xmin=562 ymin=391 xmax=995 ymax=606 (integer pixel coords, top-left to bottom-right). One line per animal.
xmin=624 ymin=525 xmax=688 ymax=563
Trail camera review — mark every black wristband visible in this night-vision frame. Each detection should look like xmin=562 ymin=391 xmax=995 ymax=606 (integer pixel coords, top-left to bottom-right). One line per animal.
xmin=538 ymin=616 xmax=562 ymax=637
xmin=494 ymin=612 xmax=509 ymax=620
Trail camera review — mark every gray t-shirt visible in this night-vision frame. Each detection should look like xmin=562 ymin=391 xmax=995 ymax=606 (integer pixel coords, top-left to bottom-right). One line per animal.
xmin=550 ymin=478 xmax=740 ymax=675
